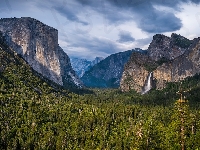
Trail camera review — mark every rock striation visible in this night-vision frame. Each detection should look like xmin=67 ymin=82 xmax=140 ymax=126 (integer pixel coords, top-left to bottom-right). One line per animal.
xmin=0 ymin=17 xmax=82 ymax=88
xmin=120 ymin=33 xmax=200 ymax=93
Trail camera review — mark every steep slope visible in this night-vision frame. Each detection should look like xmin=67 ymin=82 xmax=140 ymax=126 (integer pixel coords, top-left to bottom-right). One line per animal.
xmin=0 ymin=17 xmax=82 ymax=89
xmin=120 ymin=33 xmax=199 ymax=93
xmin=0 ymin=31 xmax=68 ymax=97
xmin=71 ymin=57 xmax=104 ymax=78
xmin=81 ymin=49 xmax=142 ymax=88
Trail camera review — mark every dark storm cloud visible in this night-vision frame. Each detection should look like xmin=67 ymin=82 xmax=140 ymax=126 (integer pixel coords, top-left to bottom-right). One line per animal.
xmin=107 ymin=0 xmax=200 ymax=8
xmin=35 ymin=0 xmax=199 ymax=33
xmin=75 ymin=0 xmax=133 ymax=24
xmin=2 ymin=0 xmax=200 ymax=32
xmin=74 ymin=0 xmax=200 ymax=33
xmin=190 ymin=0 xmax=200 ymax=3
xmin=75 ymin=0 xmax=95 ymax=6
xmin=0 ymin=0 xmax=12 ymax=13
xmin=75 ymin=0 xmax=179 ymax=10
xmin=107 ymin=1 xmax=183 ymax=33
xmin=54 ymin=6 xmax=88 ymax=25
xmin=139 ymin=10 xmax=182 ymax=33
xmin=53 ymin=5 xmax=89 ymax=25
xmin=118 ymin=31 xmax=135 ymax=43
xmin=1 ymin=0 xmax=200 ymax=59
xmin=102 ymin=7 xmax=132 ymax=25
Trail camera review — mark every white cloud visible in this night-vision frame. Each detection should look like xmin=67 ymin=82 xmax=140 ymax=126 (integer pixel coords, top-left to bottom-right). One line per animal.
xmin=174 ymin=2 xmax=200 ymax=39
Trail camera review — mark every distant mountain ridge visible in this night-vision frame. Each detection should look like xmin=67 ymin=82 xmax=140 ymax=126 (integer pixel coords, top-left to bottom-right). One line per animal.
xmin=71 ymin=57 xmax=104 ymax=78
xmin=81 ymin=49 xmax=143 ymax=88
xmin=0 ymin=17 xmax=82 ymax=89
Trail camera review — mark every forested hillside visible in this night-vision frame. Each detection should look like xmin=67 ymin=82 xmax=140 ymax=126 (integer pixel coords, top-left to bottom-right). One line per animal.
xmin=1 ymin=32 xmax=200 ymax=149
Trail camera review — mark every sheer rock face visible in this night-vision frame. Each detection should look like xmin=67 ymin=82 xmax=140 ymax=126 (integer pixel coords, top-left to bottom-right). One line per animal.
xmin=0 ymin=17 xmax=81 ymax=87
xmin=120 ymin=34 xmax=199 ymax=93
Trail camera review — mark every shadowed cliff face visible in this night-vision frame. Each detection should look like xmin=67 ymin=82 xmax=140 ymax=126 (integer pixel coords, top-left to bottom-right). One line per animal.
xmin=120 ymin=33 xmax=199 ymax=93
xmin=0 ymin=17 xmax=82 ymax=88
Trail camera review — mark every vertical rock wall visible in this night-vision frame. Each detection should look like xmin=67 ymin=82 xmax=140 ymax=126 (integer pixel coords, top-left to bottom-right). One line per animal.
xmin=0 ymin=17 xmax=81 ymax=87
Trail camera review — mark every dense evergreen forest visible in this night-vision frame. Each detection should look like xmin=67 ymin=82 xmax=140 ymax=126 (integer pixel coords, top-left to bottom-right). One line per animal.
xmin=1 ymin=35 xmax=200 ymax=149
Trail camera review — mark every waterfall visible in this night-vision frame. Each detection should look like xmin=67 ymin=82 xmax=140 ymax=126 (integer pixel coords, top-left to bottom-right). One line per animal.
xmin=141 ymin=72 xmax=152 ymax=95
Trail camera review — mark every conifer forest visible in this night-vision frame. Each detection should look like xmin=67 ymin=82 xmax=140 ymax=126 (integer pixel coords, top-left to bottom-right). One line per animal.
xmin=1 ymin=37 xmax=200 ymax=149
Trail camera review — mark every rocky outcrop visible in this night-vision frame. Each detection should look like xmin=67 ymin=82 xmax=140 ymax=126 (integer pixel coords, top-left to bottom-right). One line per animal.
xmin=81 ymin=49 xmax=141 ymax=88
xmin=71 ymin=57 xmax=104 ymax=78
xmin=148 ymin=33 xmax=191 ymax=61
xmin=120 ymin=33 xmax=199 ymax=93
xmin=0 ymin=17 xmax=82 ymax=88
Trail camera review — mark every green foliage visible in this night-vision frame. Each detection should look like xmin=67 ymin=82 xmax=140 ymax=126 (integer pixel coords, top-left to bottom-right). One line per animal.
xmin=1 ymin=36 xmax=200 ymax=149
xmin=173 ymin=34 xmax=192 ymax=48
xmin=143 ymin=63 xmax=158 ymax=72
xmin=144 ymin=57 xmax=169 ymax=72
xmin=156 ymin=57 xmax=169 ymax=65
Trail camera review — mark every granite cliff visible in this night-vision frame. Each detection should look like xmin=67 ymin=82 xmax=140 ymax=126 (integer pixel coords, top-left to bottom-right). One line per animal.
xmin=120 ymin=33 xmax=200 ymax=93
xmin=0 ymin=17 xmax=82 ymax=88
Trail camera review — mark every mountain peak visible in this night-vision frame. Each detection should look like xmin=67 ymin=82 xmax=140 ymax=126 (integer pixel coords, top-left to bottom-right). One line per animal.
xmin=148 ymin=33 xmax=191 ymax=61
xmin=152 ymin=34 xmax=169 ymax=41
xmin=170 ymin=33 xmax=188 ymax=41
xmin=91 ymin=57 xmax=104 ymax=66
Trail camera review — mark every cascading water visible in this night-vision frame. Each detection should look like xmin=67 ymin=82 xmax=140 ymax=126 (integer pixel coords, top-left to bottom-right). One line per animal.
xmin=141 ymin=72 xmax=152 ymax=95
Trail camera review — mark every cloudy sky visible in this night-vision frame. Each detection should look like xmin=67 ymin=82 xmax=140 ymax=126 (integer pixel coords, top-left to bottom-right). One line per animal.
xmin=0 ymin=0 xmax=200 ymax=60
